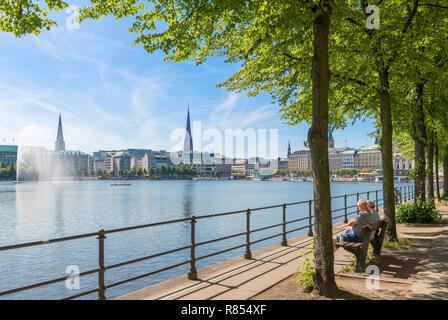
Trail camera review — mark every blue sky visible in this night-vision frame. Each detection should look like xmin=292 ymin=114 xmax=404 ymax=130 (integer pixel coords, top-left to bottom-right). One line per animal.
xmin=0 ymin=2 xmax=377 ymax=158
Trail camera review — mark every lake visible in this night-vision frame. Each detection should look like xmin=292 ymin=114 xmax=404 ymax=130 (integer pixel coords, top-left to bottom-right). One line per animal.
xmin=0 ymin=180 xmax=410 ymax=299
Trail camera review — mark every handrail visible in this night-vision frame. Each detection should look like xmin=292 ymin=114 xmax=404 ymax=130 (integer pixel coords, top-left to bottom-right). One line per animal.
xmin=0 ymin=183 xmax=419 ymax=300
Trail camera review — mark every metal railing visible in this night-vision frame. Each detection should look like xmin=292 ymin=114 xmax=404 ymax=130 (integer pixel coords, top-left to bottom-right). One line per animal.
xmin=0 ymin=184 xmax=417 ymax=300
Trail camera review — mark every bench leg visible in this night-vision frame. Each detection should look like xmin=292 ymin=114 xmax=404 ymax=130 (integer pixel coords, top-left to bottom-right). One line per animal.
xmin=355 ymin=249 xmax=367 ymax=273
xmin=373 ymin=243 xmax=382 ymax=256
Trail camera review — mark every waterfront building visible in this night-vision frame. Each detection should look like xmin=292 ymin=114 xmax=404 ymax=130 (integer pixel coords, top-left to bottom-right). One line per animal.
xmin=393 ymin=152 xmax=414 ymax=175
xmin=231 ymin=160 xmax=249 ymax=178
xmin=48 ymin=114 xmax=90 ymax=176
xmin=142 ymin=152 xmax=171 ymax=169
xmin=193 ymin=152 xmax=216 ymax=175
xmin=278 ymin=158 xmax=289 ymax=171
xmin=288 ymin=150 xmax=312 ymax=171
xmin=130 ymin=156 xmax=143 ymax=170
xmin=215 ymin=163 xmax=232 ymax=177
xmin=107 ymin=151 xmax=131 ymax=172
xmin=328 ymin=147 xmax=350 ymax=170
xmin=213 ymin=156 xmax=233 ymax=177
xmin=342 ymin=149 xmax=357 ymax=169
xmin=92 ymin=157 xmax=108 ymax=172
xmin=59 ymin=151 xmax=90 ymax=175
xmin=355 ymin=144 xmax=382 ymax=170
xmin=0 ymin=145 xmax=18 ymax=166
xmin=127 ymin=149 xmax=153 ymax=157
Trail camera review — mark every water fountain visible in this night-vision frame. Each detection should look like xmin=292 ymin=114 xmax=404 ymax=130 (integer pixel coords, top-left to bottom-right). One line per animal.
xmin=16 ymin=146 xmax=72 ymax=181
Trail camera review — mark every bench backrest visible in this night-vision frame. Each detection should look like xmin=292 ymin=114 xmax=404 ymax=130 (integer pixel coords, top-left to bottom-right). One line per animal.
xmin=359 ymin=220 xmax=384 ymax=238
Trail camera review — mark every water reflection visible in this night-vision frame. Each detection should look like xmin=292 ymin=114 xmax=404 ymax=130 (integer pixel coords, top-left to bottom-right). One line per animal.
xmin=15 ymin=182 xmax=71 ymax=241
xmin=54 ymin=186 xmax=64 ymax=236
xmin=182 ymin=181 xmax=194 ymax=218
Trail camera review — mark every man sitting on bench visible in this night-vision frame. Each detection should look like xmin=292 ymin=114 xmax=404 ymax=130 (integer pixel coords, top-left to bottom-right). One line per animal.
xmin=333 ymin=199 xmax=376 ymax=252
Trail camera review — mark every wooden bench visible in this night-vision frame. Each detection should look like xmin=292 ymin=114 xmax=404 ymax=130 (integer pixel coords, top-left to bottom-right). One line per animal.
xmin=335 ymin=220 xmax=387 ymax=272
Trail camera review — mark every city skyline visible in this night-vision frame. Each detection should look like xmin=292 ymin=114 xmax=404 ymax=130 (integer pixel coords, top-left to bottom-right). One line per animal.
xmin=1 ymin=110 xmax=380 ymax=160
xmin=0 ymin=5 xmax=378 ymax=157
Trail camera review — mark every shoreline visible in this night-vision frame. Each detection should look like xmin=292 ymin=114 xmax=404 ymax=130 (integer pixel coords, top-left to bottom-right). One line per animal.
xmin=4 ymin=177 xmax=410 ymax=184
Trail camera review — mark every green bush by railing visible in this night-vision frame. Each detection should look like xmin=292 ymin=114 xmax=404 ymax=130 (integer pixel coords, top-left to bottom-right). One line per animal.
xmin=396 ymin=200 xmax=441 ymax=224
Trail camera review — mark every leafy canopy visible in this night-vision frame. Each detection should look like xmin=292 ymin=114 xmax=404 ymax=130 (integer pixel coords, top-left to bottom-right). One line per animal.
xmin=80 ymin=0 xmax=361 ymax=129
xmin=0 ymin=0 xmax=67 ymax=37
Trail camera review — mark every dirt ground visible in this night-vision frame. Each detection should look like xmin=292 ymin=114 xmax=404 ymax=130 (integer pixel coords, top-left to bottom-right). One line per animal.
xmin=250 ymin=212 xmax=447 ymax=300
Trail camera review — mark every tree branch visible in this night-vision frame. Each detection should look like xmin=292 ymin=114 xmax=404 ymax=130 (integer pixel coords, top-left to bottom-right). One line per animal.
xmin=330 ymin=71 xmax=378 ymax=92
xmin=387 ymin=0 xmax=419 ymax=68
xmin=419 ymin=3 xmax=448 ymax=9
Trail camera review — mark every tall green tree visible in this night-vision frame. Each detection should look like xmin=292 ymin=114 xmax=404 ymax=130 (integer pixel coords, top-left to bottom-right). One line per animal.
xmin=80 ymin=0 xmax=345 ymax=296
xmin=392 ymin=3 xmax=448 ymax=204
xmin=323 ymin=0 xmax=448 ymax=241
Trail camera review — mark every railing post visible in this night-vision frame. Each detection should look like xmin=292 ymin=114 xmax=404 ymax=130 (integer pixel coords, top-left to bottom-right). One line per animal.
xmin=97 ymin=229 xmax=106 ymax=300
xmin=188 ymin=216 xmax=198 ymax=280
xmin=356 ymin=192 xmax=359 ymax=215
xmin=308 ymin=200 xmax=313 ymax=237
xmin=343 ymin=194 xmax=348 ymax=223
xmin=244 ymin=209 xmax=252 ymax=259
xmin=376 ymin=190 xmax=379 ymax=209
xmin=400 ymin=186 xmax=403 ymax=203
xmin=281 ymin=204 xmax=287 ymax=246
xmin=367 ymin=191 xmax=370 ymax=200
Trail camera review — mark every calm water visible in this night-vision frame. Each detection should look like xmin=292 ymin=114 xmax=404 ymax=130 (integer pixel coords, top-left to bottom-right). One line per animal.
xmin=0 ymin=180 xmax=410 ymax=299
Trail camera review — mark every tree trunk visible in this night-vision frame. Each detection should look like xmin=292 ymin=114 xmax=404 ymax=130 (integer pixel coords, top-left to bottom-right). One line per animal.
xmin=413 ymin=89 xmax=426 ymax=203
xmin=378 ymin=68 xmax=398 ymax=242
xmin=443 ymin=146 xmax=448 ymax=199
xmin=435 ymin=140 xmax=441 ymax=202
xmin=308 ymin=0 xmax=339 ymax=298
xmin=427 ymin=131 xmax=434 ymax=205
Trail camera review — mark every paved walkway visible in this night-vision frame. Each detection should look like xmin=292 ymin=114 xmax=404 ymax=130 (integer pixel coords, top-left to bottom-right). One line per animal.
xmin=117 ymin=222 xmax=352 ymax=300
xmin=405 ymin=206 xmax=448 ymax=300
xmin=117 ymin=204 xmax=448 ymax=300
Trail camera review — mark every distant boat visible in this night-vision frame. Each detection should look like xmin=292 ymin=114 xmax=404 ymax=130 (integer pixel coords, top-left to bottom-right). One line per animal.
xmin=111 ymin=183 xmax=132 ymax=186
xmin=13 ymin=181 xmax=21 ymax=183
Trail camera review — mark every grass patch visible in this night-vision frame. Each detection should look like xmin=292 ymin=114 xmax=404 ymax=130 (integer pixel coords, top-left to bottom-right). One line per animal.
xmin=340 ymin=264 xmax=354 ymax=273
xmin=382 ymin=238 xmax=412 ymax=250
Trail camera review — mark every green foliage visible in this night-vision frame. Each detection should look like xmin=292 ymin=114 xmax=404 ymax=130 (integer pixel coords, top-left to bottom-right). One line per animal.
xmin=0 ymin=0 xmax=67 ymax=37
xmin=330 ymin=168 xmax=362 ymax=177
xmin=92 ymin=165 xmax=200 ymax=179
xmin=0 ymin=164 xmax=16 ymax=180
xmin=78 ymin=1 xmax=369 ymax=129
xmin=396 ymin=200 xmax=441 ymax=224
xmin=296 ymin=249 xmax=315 ymax=293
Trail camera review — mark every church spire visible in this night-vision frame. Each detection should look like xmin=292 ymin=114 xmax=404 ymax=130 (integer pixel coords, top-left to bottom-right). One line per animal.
xmin=287 ymin=140 xmax=291 ymax=157
xmin=183 ymin=107 xmax=193 ymax=161
xmin=55 ymin=113 xmax=66 ymax=152
xmin=374 ymin=129 xmax=381 ymax=145
xmin=328 ymin=126 xmax=335 ymax=148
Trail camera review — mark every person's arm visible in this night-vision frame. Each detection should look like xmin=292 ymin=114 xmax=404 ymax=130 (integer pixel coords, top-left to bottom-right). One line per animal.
xmin=347 ymin=219 xmax=357 ymax=226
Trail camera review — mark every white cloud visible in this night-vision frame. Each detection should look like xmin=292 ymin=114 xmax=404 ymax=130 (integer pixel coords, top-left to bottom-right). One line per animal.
xmin=209 ymin=93 xmax=277 ymax=130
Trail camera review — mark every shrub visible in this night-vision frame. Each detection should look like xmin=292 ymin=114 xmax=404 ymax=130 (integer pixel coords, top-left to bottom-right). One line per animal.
xmin=296 ymin=249 xmax=315 ymax=292
xmin=396 ymin=200 xmax=441 ymax=224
